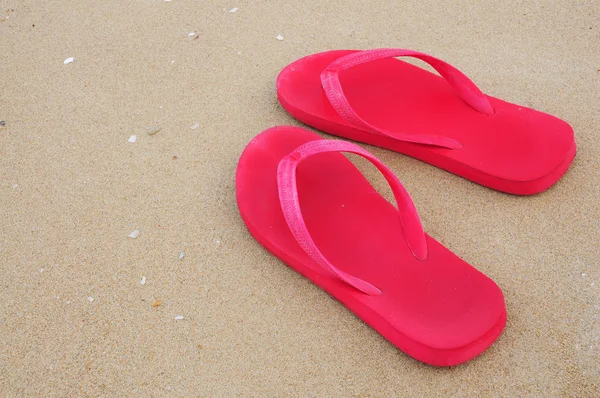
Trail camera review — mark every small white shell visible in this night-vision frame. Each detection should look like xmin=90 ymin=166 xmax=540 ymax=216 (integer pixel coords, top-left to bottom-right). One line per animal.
xmin=147 ymin=126 xmax=161 ymax=135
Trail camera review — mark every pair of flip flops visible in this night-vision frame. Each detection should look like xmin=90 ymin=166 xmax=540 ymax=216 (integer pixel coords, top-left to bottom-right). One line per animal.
xmin=236 ymin=49 xmax=576 ymax=366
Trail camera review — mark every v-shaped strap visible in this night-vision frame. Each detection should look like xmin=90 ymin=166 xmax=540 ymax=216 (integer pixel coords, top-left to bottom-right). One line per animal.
xmin=320 ymin=48 xmax=495 ymax=150
xmin=277 ymin=139 xmax=428 ymax=296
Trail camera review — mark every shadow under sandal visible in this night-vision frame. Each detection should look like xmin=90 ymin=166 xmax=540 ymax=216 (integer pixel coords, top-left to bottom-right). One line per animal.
xmin=277 ymin=49 xmax=576 ymax=195
xmin=236 ymin=126 xmax=506 ymax=366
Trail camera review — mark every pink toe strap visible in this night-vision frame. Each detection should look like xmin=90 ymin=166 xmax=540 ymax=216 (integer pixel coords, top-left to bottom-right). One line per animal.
xmin=277 ymin=139 xmax=428 ymax=296
xmin=320 ymin=48 xmax=495 ymax=149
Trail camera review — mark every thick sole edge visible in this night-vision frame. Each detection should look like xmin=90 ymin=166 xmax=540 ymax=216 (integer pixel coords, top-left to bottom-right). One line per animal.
xmin=235 ymin=131 xmax=507 ymax=366
xmin=277 ymin=58 xmax=576 ymax=196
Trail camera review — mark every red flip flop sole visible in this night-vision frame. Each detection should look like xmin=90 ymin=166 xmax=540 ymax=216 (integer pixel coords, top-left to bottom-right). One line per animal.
xmin=277 ymin=50 xmax=576 ymax=195
xmin=236 ymin=126 xmax=506 ymax=366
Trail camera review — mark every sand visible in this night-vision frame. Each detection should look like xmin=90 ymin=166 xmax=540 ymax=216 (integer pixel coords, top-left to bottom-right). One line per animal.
xmin=1 ymin=0 xmax=599 ymax=396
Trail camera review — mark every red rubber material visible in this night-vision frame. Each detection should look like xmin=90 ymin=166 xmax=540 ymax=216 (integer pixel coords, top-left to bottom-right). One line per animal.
xmin=277 ymin=50 xmax=576 ymax=195
xmin=236 ymin=126 xmax=506 ymax=366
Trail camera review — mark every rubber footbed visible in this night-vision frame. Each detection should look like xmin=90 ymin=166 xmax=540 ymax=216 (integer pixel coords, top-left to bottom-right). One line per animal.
xmin=277 ymin=50 xmax=576 ymax=194
xmin=236 ymin=126 xmax=506 ymax=365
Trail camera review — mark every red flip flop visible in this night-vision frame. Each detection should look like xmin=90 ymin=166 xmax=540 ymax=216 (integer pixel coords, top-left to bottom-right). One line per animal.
xmin=277 ymin=49 xmax=576 ymax=195
xmin=236 ymin=126 xmax=506 ymax=366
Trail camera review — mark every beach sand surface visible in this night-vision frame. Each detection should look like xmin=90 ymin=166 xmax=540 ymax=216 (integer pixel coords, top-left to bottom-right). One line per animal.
xmin=1 ymin=0 xmax=599 ymax=396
